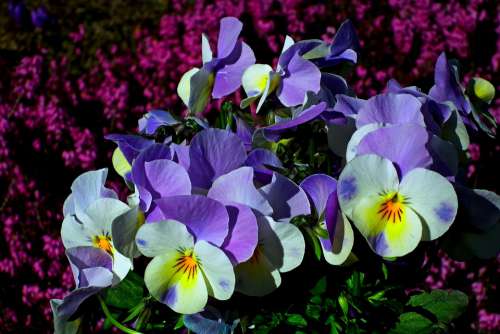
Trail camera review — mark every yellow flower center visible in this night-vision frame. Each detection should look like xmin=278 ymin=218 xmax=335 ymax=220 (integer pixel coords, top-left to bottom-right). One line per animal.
xmin=377 ymin=193 xmax=405 ymax=224
xmin=173 ymin=249 xmax=199 ymax=280
xmin=92 ymin=234 xmax=113 ymax=255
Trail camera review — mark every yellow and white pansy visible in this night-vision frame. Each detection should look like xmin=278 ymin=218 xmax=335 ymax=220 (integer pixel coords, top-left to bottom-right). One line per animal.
xmin=337 ymin=154 xmax=458 ymax=257
xmin=135 ymin=220 xmax=235 ymax=314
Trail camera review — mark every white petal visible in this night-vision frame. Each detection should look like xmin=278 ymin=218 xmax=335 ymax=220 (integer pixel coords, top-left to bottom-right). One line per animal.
xmin=322 ymin=214 xmax=354 ymax=265
xmin=136 ymin=220 xmax=194 ymax=257
xmin=80 ymin=198 xmax=130 ymax=236
xmin=177 ymin=68 xmax=200 ymax=107
xmin=195 ymin=240 xmax=235 ymax=300
xmin=242 ymin=64 xmax=273 ymax=97
xmin=61 ymin=215 xmax=92 ymax=249
xmin=345 ymin=123 xmax=384 ymax=162
xmin=259 ymin=216 xmax=305 ymax=273
xmin=235 ymin=252 xmax=281 ymax=297
xmin=399 ymin=168 xmax=458 ymax=240
xmin=201 ymin=34 xmax=212 ymax=64
xmin=338 ymin=154 xmax=399 ymax=218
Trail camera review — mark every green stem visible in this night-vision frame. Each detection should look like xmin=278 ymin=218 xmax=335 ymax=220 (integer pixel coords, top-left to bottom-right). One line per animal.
xmin=98 ymin=295 xmax=143 ymax=334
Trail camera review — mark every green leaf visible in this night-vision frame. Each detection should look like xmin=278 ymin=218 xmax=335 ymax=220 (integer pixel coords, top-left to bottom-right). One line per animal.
xmin=306 ymin=304 xmax=322 ymax=320
xmin=390 ymin=312 xmax=435 ymax=334
xmin=408 ymin=289 xmax=468 ymax=324
xmin=338 ymin=294 xmax=349 ymax=317
xmin=286 ymin=314 xmax=308 ymax=327
xmin=174 ymin=316 xmax=184 ymax=330
xmin=102 ymin=271 xmax=144 ymax=309
xmin=310 ymin=276 xmax=327 ymax=296
xmin=303 ymin=226 xmax=323 ymax=261
xmin=310 ymin=295 xmax=322 ymax=305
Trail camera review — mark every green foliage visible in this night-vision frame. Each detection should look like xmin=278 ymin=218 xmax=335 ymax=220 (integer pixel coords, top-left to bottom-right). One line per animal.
xmin=102 ymin=271 xmax=145 ymax=309
xmin=391 ymin=290 xmax=468 ymax=334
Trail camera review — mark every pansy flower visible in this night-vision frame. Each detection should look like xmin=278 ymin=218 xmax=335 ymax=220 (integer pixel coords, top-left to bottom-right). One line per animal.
xmin=337 ymin=154 xmax=458 ymax=257
xmin=136 ymin=214 xmax=235 ymax=314
xmin=232 ymin=173 xmax=310 ymax=296
xmin=61 ymin=169 xmax=133 ymax=281
xmin=177 ymin=17 xmax=256 ymax=114
xmin=241 ymin=37 xmax=321 ymax=112
xmin=301 ymin=174 xmax=354 ymax=265
xmin=51 ymin=247 xmax=114 ymax=327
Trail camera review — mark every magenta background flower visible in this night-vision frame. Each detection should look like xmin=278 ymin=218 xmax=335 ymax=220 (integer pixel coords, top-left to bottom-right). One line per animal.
xmin=0 ymin=0 xmax=498 ymax=332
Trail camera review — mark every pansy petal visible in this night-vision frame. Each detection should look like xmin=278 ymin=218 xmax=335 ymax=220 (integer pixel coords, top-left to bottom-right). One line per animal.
xmin=188 ymin=129 xmax=247 ymax=189
xmin=195 ymin=240 xmax=235 ymax=300
xmin=79 ymin=198 xmax=130 ymax=236
xmin=321 ymin=213 xmax=354 ymax=265
xmin=345 ymin=123 xmax=384 ymax=162
xmin=65 ymin=168 xmax=117 ymax=218
xmin=300 ymin=174 xmax=337 ymax=217
xmin=56 ymin=283 xmax=110 ymax=320
xmin=136 ymin=219 xmax=194 ymax=257
xmin=105 ymin=134 xmax=154 ymax=164
xmin=351 ymin=196 xmax=422 ymax=257
xmin=262 ymin=102 xmax=327 ymax=137
xmin=327 ymin=117 xmax=356 ymax=158
xmin=177 ymin=68 xmax=200 ymax=107
xmin=144 ymin=252 xmax=207 ymax=314
xmin=112 ymin=205 xmax=143 ymax=259
xmin=277 ymin=53 xmax=321 ymax=107
xmin=112 ymin=147 xmax=132 ymax=178
xmin=217 ymin=17 xmax=243 ymax=59
xmin=259 ymin=216 xmax=305 ymax=272
xmin=235 ymin=253 xmax=281 ymax=297
xmin=212 ymin=42 xmax=256 ymax=98
xmin=144 ymin=159 xmax=191 ymax=199
xmin=188 ymin=67 xmax=214 ymax=114
xmin=152 ymin=195 xmax=229 ymax=246
xmin=241 ymin=64 xmax=273 ymax=98
xmin=338 ymin=155 xmax=399 ymax=218
xmin=356 ymin=93 xmax=424 ymax=128
xmin=260 ymin=173 xmax=311 ymax=221
xmin=356 ymin=124 xmax=432 ymax=176
xmin=399 ymin=168 xmax=458 ymax=241
xmin=208 ymin=167 xmax=273 ymax=215
xmin=201 ymin=33 xmax=212 ymax=64
xmin=138 ymin=109 xmax=180 ymax=135
xmin=221 ymin=204 xmax=258 ymax=264
xmin=112 ymin=250 xmax=133 ymax=282
xmin=61 ymin=215 xmax=91 ymax=249
xmin=51 ymin=299 xmax=82 ymax=333
xmin=66 ymin=246 xmax=113 ymax=284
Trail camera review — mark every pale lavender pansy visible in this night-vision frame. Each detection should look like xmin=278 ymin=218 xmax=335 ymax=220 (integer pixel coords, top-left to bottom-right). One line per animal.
xmin=138 ymin=109 xmax=180 ymax=135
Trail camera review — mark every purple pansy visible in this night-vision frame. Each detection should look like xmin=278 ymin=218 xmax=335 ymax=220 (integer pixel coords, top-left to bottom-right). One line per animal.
xmin=300 ymin=174 xmax=354 ymax=265
xmin=138 ymin=109 xmax=180 ymax=135
xmin=178 ymin=17 xmax=256 ymax=114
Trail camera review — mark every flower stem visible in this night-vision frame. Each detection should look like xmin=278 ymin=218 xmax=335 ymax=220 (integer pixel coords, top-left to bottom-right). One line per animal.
xmin=98 ymin=295 xmax=143 ymax=334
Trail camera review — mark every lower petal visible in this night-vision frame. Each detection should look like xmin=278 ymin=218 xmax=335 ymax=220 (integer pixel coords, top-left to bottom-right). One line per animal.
xmin=144 ymin=252 xmax=208 ymax=314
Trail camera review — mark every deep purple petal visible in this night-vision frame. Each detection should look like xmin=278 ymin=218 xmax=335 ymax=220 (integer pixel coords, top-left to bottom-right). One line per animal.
xmin=138 ymin=110 xmax=180 ymax=135
xmin=356 ymin=124 xmax=432 ymax=177
xmin=277 ymin=53 xmax=321 ymax=107
xmin=105 ymin=134 xmax=155 ymax=164
xmin=356 ymin=93 xmax=424 ymax=128
xmin=259 ymin=173 xmax=311 ymax=221
xmin=217 ymin=17 xmax=243 ymax=59
xmin=151 ymin=195 xmax=229 ymax=246
xmin=235 ymin=116 xmax=254 ymax=151
xmin=212 ymin=42 xmax=255 ymax=98
xmin=207 ymin=167 xmax=273 ymax=215
xmin=222 ymin=204 xmax=258 ymax=264
xmin=429 ymin=52 xmax=472 ymax=115
xmin=245 ymin=149 xmax=283 ymax=184
xmin=300 ymin=174 xmax=337 ymax=217
xmin=188 ymin=129 xmax=247 ymax=189
xmin=262 ymin=102 xmax=327 ymax=138
xmin=333 ymin=94 xmax=365 ymax=117
xmin=56 ymin=284 xmax=109 ymax=321
xmin=324 ymin=191 xmax=340 ymax=246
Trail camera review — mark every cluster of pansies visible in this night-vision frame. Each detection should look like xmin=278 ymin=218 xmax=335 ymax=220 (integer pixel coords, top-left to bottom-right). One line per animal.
xmin=51 ymin=17 xmax=499 ymax=333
